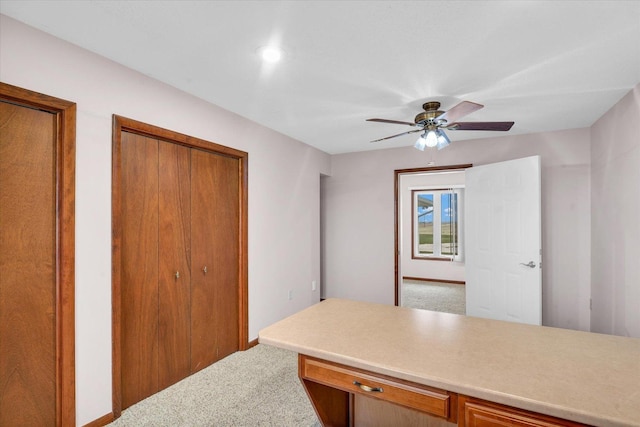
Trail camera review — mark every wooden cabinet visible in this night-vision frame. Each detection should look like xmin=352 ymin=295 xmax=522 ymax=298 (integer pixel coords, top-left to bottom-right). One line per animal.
xmin=299 ymin=355 xmax=457 ymax=426
xmin=261 ymin=299 xmax=637 ymax=427
xmin=298 ymin=356 xmax=589 ymax=427
xmin=458 ymin=396 xmax=586 ymax=427
xmin=115 ymin=119 xmax=246 ymax=411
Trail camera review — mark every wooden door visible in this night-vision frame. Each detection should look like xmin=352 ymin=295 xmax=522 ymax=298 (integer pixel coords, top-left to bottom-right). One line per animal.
xmin=112 ymin=115 xmax=247 ymax=418
xmin=209 ymin=153 xmax=240 ymax=361
xmin=1 ymin=100 xmax=56 ymax=426
xmin=0 ymin=83 xmax=75 ymax=427
xmin=190 ymin=149 xmax=239 ymax=372
xmin=120 ymin=131 xmax=160 ymax=408
xmin=120 ymin=134 xmax=193 ymax=408
xmin=157 ymin=140 xmax=191 ymax=389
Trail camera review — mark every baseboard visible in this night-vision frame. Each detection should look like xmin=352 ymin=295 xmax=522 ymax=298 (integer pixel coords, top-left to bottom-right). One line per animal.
xmin=83 ymin=412 xmax=114 ymax=427
xmin=402 ymin=276 xmax=465 ymax=285
xmin=247 ymin=338 xmax=259 ymax=349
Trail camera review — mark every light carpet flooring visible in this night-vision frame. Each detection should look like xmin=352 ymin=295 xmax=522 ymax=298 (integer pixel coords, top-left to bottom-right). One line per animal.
xmin=401 ymin=280 xmax=466 ymax=315
xmin=107 ymin=283 xmax=462 ymax=426
xmin=108 ymin=344 xmax=319 ymax=427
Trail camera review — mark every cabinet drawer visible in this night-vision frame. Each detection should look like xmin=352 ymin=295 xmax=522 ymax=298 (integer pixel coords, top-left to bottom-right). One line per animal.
xmin=299 ymin=355 xmax=454 ymax=420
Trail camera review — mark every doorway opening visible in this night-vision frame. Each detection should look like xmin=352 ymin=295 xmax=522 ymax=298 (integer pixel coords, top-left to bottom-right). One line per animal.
xmin=394 ymin=164 xmax=471 ymax=311
xmin=396 ymin=156 xmax=542 ymax=325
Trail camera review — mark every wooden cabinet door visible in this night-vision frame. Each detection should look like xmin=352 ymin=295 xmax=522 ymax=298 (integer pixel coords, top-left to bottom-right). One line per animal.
xmin=158 ymin=141 xmax=191 ymax=390
xmin=459 ymin=396 xmax=585 ymax=427
xmin=0 ymin=101 xmax=57 ymax=426
xmin=190 ymin=149 xmax=239 ymax=372
xmin=120 ymin=132 xmax=160 ymax=409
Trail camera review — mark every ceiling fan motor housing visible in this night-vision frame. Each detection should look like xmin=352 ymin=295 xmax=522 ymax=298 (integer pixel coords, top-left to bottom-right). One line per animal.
xmin=415 ymin=101 xmax=445 ymax=125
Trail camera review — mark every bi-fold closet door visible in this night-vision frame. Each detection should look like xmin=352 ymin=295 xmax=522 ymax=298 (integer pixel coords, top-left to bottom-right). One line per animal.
xmin=120 ymin=130 xmax=239 ymax=409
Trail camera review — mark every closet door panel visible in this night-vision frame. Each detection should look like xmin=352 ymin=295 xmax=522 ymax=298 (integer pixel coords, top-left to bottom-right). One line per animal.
xmin=158 ymin=140 xmax=191 ymax=389
xmin=190 ymin=149 xmax=219 ymax=372
xmin=0 ymin=102 xmax=56 ymax=426
xmin=190 ymin=150 xmax=239 ymax=371
xmin=120 ymin=132 xmax=160 ymax=409
xmin=212 ymin=154 xmax=240 ymax=360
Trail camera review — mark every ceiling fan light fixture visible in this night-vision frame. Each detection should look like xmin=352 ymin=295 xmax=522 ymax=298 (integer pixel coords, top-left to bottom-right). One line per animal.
xmin=425 ymin=129 xmax=438 ymax=148
xmin=436 ymin=129 xmax=451 ymax=150
xmin=369 ymin=100 xmax=514 ymax=151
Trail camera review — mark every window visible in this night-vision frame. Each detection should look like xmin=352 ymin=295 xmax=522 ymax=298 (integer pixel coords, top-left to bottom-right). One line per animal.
xmin=412 ymin=188 xmax=464 ymax=261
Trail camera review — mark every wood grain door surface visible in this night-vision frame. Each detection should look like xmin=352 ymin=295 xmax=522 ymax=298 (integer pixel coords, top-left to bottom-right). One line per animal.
xmin=0 ymin=101 xmax=56 ymax=425
xmin=120 ymin=131 xmax=240 ymax=408
xmin=158 ymin=140 xmax=192 ymax=390
xmin=190 ymin=149 xmax=239 ymax=372
xmin=209 ymin=152 xmax=240 ymax=363
xmin=120 ymin=131 xmax=160 ymax=408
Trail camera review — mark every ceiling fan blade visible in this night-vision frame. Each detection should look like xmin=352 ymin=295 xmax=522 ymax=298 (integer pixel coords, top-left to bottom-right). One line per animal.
xmin=370 ymin=128 xmax=423 ymax=143
xmin=436 ymin=101 xmax=483 ymax=123
xmin=446 ymin=121 xmax=514 ymax=131
xmin=366 ymin=118 xmax=419 ymax=127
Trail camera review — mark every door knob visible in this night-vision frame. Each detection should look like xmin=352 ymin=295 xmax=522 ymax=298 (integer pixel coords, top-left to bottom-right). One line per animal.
xmin=175 ymin=271 xmax=180 ymax=279
xmin=202 ymin=266 xmax=208 ymax=274
xmin=519 ymin=261 xmax=536 ymax=268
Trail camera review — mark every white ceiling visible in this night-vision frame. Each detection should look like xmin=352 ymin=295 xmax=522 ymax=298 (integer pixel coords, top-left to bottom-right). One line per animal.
xmin=2 ymin=1 xmax=639 ymax=154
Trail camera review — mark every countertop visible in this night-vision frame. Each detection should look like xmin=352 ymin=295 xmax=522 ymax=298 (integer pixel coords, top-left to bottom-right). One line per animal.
xmin=258 ymin=298 xmax=640 ymax=427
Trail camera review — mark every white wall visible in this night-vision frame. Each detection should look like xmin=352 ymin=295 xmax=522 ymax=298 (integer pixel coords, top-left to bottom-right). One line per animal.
xmin=399 ymin=171 xmax=466 ymax=282
xmin=0 ymin=15 xmax=330 ymax=426
xmin=323 ymin=128 xmax=592 ymax=332
xmin=590 ymin=84 xmax=640 ymax=338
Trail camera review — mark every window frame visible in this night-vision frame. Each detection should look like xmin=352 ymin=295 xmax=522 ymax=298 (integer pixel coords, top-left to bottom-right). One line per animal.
xmin=411 ymin=186 xmax=464 ymax=262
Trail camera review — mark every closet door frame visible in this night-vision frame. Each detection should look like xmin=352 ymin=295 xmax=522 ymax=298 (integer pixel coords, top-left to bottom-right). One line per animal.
xmin=0 ymin=82 xmax=76 ymax=426
xmin=111 ymin=115 xmax=248 ymax=418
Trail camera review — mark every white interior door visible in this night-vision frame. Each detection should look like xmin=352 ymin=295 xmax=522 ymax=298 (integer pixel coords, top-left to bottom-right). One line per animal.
xmin=465 ymin=156 xmax=542 ymax=325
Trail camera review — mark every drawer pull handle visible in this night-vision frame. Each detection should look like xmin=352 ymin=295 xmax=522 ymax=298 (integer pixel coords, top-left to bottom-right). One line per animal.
xmin=353 ymin=381 xmax=383 ymax=393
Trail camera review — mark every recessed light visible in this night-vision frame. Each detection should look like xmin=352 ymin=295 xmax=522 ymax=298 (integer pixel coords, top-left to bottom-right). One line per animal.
xmin=258 ymin=46 xmax=283 ymax=63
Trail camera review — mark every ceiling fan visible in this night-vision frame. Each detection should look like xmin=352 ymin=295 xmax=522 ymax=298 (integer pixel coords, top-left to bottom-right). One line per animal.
xmin=366 ymin=101 xmax=514 ymax=150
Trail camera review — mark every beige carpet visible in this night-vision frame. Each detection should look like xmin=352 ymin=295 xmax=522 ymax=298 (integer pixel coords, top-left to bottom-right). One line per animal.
xmin=107 ymin=284 xmax=462 ymax=426
xmin=108 ymin=344 xmax=318 ymax=427
xmin=401 ymin=280 xmax=466 ymax=315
